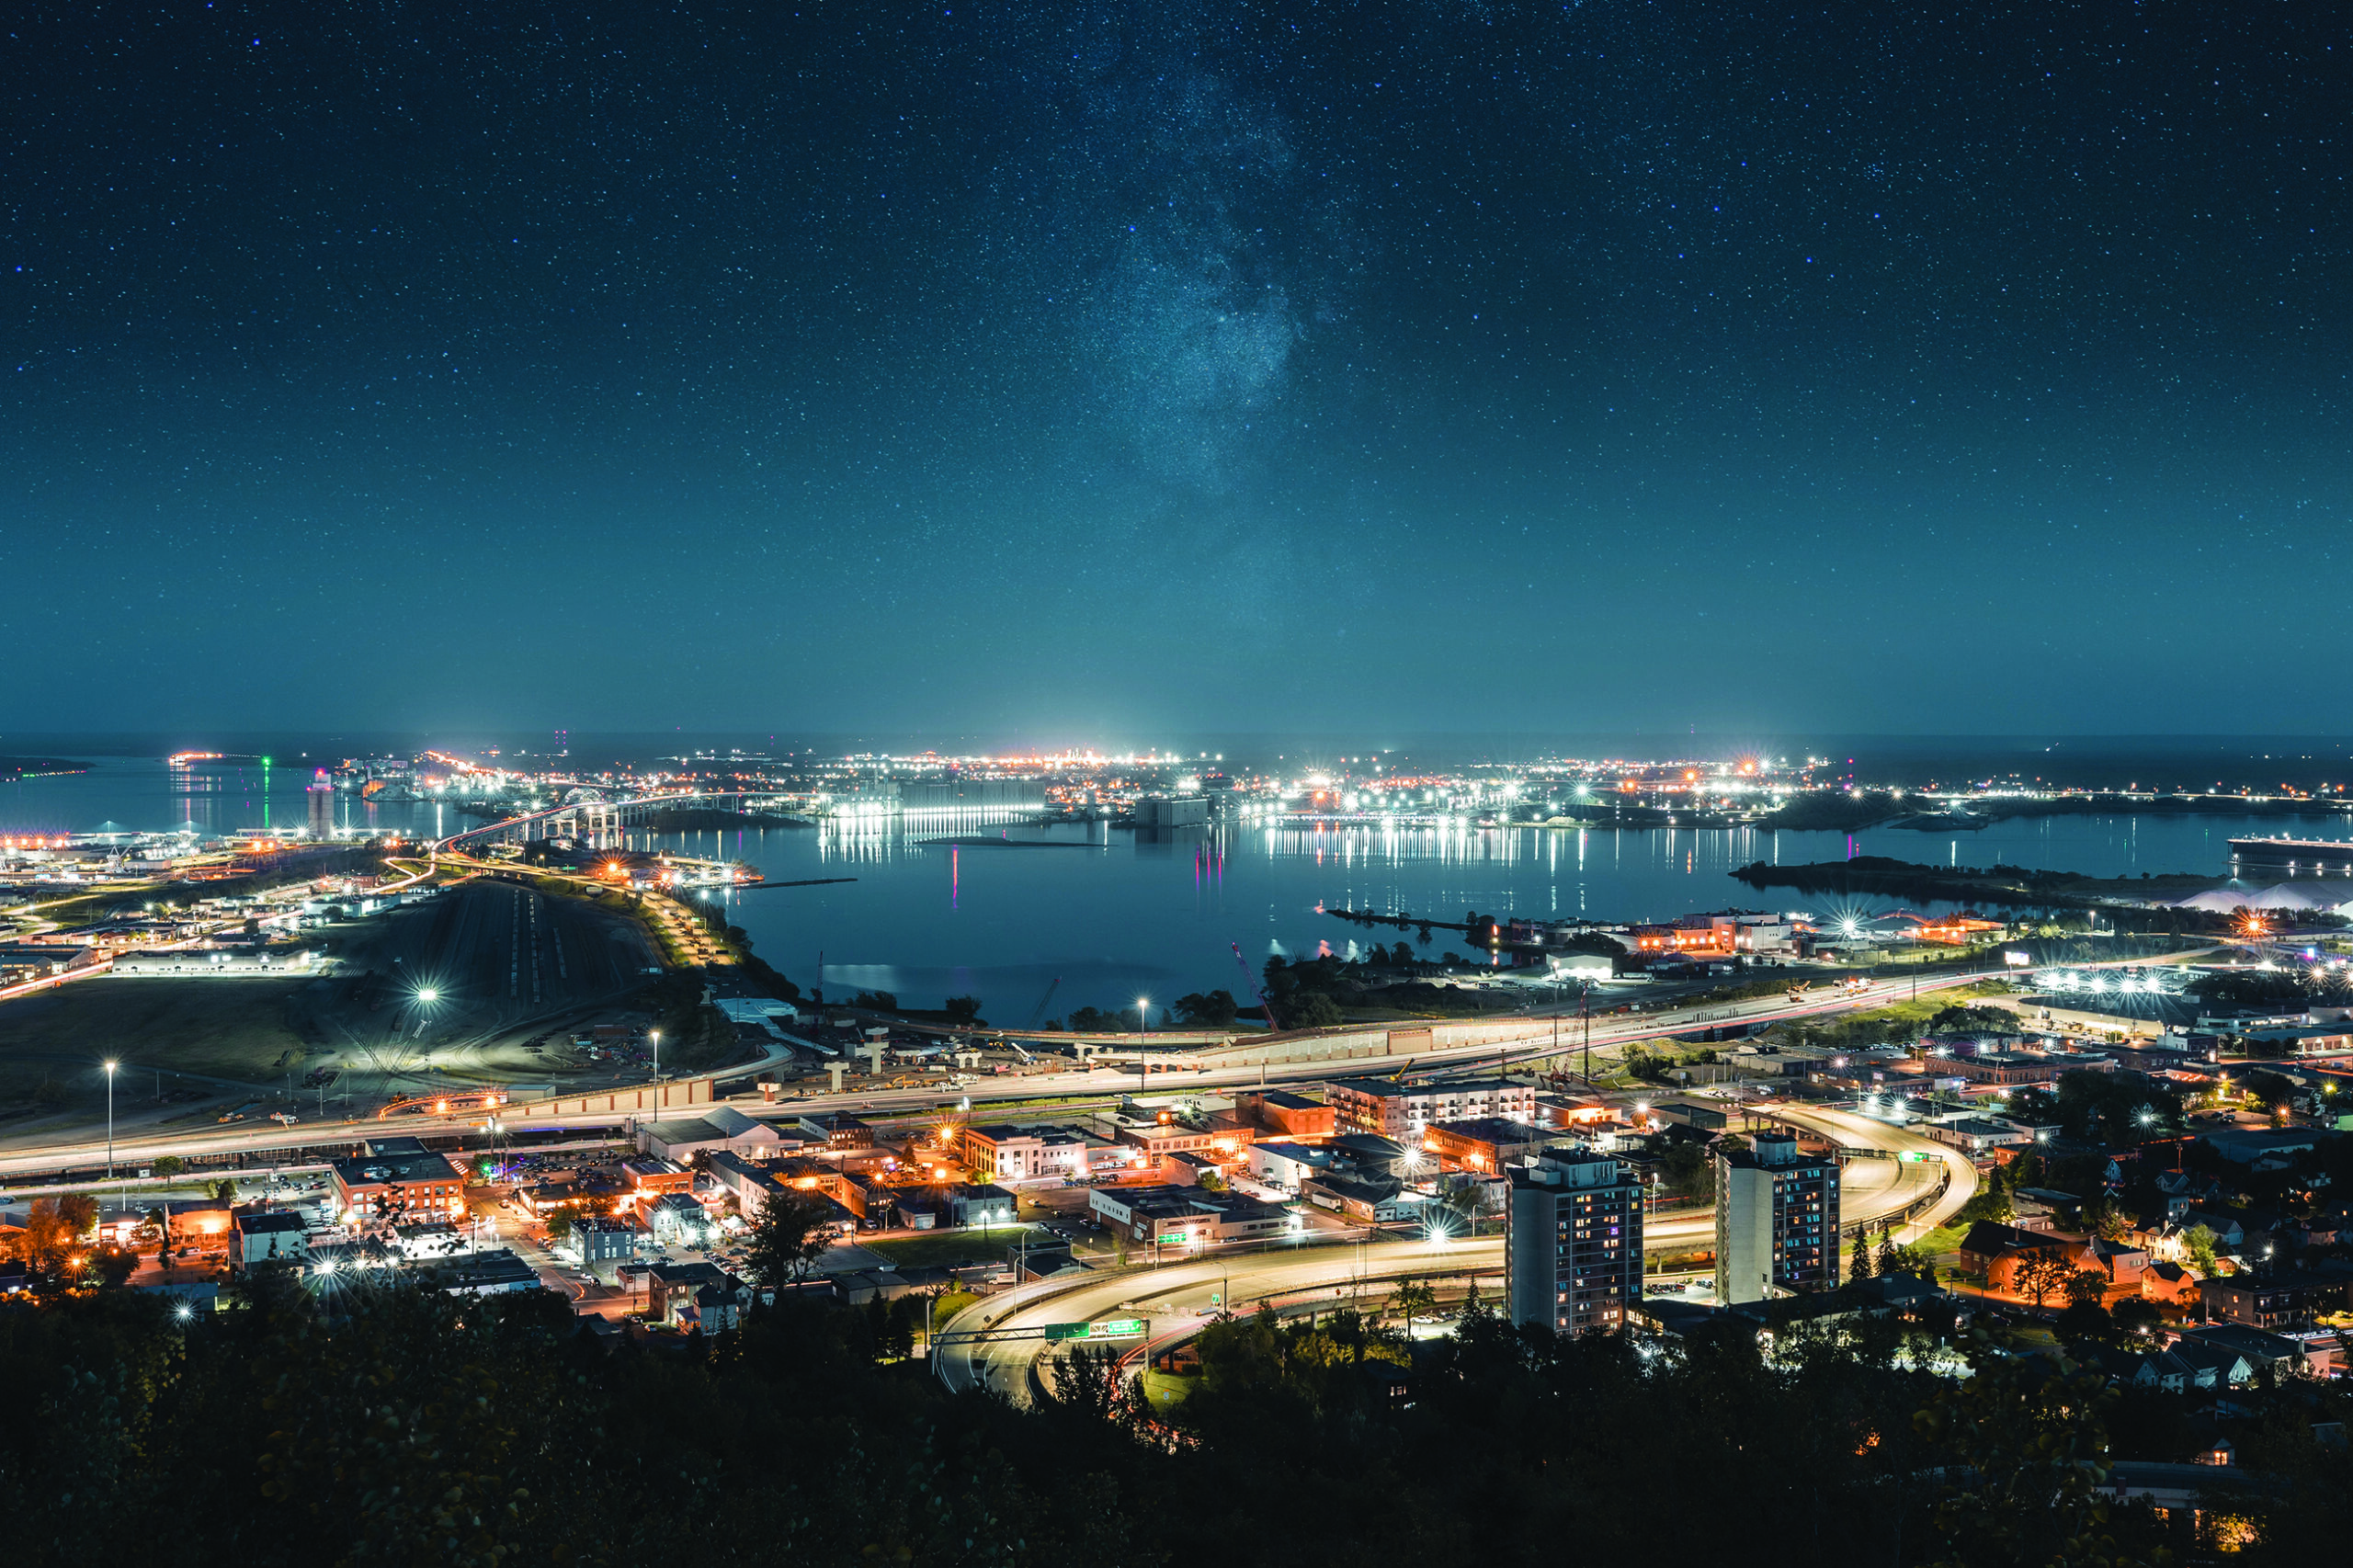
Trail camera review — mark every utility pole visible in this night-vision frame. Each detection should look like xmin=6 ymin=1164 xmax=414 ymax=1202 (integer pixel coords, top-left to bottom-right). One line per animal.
xmin=1581 ymin=985 xmax=1592 ymax=1083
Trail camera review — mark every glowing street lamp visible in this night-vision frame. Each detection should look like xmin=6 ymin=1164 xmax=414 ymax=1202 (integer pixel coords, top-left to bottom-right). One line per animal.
xmin=1133 ymin=998 xmax=1150 ymax=1090
xmin=104 ymin=1060 xmax=118 ymax=1183
xmin=650 ymin=1028 xmax=661 ymax=1080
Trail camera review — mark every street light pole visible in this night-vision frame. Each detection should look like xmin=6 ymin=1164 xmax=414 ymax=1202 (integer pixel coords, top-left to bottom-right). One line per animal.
xmin=650 ymin=1028 xmax=661 ymax=1082
xmin=104 ymin=1060 xmax=118 ymax=1185
xmin=1134 ymin=997 xmax=1149 ymax=1094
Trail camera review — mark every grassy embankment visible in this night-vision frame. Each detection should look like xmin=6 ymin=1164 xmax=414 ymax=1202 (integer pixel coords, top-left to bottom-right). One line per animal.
xmin=864 ymin=1225 xmax=1044 ymax=1270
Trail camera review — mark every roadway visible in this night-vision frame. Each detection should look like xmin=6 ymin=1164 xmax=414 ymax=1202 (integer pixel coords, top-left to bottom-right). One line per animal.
xmin=936 ymin=1097 xmax=1979 ymax=1406
xmin=0 ymin=949 xmax=2176 ymax=1181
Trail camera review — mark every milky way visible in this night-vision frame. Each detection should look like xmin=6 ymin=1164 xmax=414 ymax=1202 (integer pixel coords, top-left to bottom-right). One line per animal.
xmin=4 ymin=3 xmax=2347 ymax=736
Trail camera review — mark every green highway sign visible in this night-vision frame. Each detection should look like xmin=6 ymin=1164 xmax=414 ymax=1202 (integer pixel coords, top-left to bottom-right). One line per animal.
xmin=1044 ymin=1317 xmax=1147 ymax=1342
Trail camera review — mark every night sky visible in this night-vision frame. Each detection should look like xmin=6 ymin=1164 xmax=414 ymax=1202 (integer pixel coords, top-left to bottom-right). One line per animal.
xmin=6 ymin=4 xmax=2347 ymax=739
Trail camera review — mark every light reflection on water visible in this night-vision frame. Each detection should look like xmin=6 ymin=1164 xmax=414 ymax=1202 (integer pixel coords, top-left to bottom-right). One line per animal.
xmin=2 ymin=757 xmax=2306 ymax=1017
xmin=637 ymin=811 xmax=2279 ymax=1017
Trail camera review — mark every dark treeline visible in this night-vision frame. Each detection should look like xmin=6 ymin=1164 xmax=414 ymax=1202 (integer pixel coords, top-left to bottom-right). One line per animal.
xmin=8 ymin=1276 xmax=2353 ymax=1567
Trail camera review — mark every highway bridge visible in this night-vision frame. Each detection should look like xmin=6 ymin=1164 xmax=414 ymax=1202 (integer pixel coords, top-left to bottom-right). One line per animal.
xmin=438 ymin=790 xmax=801 ymax=852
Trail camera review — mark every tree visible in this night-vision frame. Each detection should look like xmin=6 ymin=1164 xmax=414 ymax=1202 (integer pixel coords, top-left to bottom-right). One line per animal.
xmin=1925 ymin=1004 xmax=2020 ymax=1039
xmin=151 ymin=1155 xmax=186 ymax=1183
xmin=57 ymin=1191 xmax=97 ymax=1236
xmin=1044 ymin=1342 xmax=1127 ymax=1423
xmin=1955 ymin=1184 xmax=2016 ymax=1225
xmin=1874 ymin=1226 xmax=1900 ymax=1277
xmin=1389 ymin=1277 xmax=1438 ymax=1337
xmin=2112 ymin=1296 xmax=2163 ymax=1335
xmin=1851 ymin=1230 xmax=1876 ymax=1280
xmin=2062 ymin=1267 xmax=2110 ymax=1309
xmin=1916 ymin=1353 xmax=2140 ymax=1567
xmin=1882 ymin=1241 xmax=1938 ymax=1278
xmin=2010 ymin=1248 xmax=2075 ymax=1309
xmin=1657 ymin=1139 xmax=1712 ymax=1199
xmin=942 ymin=994 xmax=983 ymax=1025
xmin=2081 ymin=1197 xmax=2132 ymax=1242
xmin=1289 ymin=993 xmax=1344 ymax=1029
xmin=2183 ymin=1223 xmax=2219 ymax=1275
xmin=210 ymin=1178 xmax=238 ymax=1204
xmin=745 ymin=1190 xmax=836 ymax=1290
xmin=1172 ymin=990 xmax=1239 ymax=1028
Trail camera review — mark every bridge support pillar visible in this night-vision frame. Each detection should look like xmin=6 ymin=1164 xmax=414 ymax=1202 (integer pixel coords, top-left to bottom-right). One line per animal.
xmin=827 ymin=1062 xmax=847 ymax=1093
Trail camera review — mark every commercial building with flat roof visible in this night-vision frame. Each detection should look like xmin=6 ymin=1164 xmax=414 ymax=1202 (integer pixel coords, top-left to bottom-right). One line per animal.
xmin=1326 ymin=1076 xmax=1537 ymax=1141
xmin=960 ymin=1123 xmax=1089 ymax=1184
xmin=797 ymin=1112 xmax=875 ymax=1150
xmin=1422 ymin=1118 xmax=1556 ymax=1173
xmin=1237 ymin=1089 xmax=1337 ymax=1141
xmin=330 ymin=1147 xmax=464 ymax=1224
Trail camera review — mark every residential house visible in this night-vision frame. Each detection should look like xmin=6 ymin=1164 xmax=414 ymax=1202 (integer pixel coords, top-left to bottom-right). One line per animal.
xmin=2178 ymin=1323 xmax=2309 ymax=1381
xmin=2200 ymin=1277 xmax=2331 ymax=1332
xmin=1957 ymin=1220 xmax=2078 ymax=1296
xmin=2143 ymin=1260 xmax=2201 ymax=1307
xmin=574 ymin=1214 xmax=644 ymax=1279
xmin=229 ymin=1210 xmax=310 ymax=1270
xmin=2165 ymin=1338 xmax=2255 ymax=1389
xmin=645 ymin=1191 xmax=716 ymax=1245
xmin=2178 ymin=1211 xmax=2246 ymax=1251
xmin=644 ymin=1260 xmax=743 ymax=1328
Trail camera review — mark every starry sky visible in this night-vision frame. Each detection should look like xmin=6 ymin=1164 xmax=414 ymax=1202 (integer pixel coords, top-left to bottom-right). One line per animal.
xmin=6 ymin=2 xmax=2347 ymax=739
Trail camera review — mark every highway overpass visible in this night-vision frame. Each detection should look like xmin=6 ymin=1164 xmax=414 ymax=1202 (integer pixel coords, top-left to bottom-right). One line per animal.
xmin=934 ymin=1097 xmax=1976 ymax=1407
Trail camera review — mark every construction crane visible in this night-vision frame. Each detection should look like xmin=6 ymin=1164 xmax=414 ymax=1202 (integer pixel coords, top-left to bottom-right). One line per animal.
xmin=999 ymin=976 xmax=1060 ymax=1064
xmin=1231 ymin=942 xmax=1280 ymax=1031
